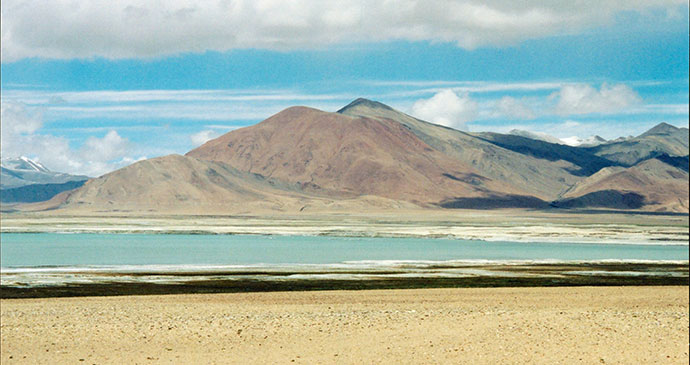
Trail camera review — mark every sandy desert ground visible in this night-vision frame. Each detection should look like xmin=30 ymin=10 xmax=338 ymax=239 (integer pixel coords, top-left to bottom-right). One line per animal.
xmin=1 ymin=286 xmax=688 ymax=364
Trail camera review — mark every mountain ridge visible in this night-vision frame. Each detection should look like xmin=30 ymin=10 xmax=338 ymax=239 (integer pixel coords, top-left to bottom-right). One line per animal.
xmin=17 ymin=99 xmax=690 ymax=213
xmin=1 ymin=157 xmax=89 ymax=203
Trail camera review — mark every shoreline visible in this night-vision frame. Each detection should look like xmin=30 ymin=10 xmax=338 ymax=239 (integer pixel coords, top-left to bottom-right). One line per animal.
xmin=2 ymin=231 xmax=690 ymax=245
xmin=1 ymin=212 xmax=688 ymax=245
xmin=3 ymin=262 xmax=687 ymax=299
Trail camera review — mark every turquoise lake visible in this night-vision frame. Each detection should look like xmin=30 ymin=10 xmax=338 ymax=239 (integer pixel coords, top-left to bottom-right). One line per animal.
xmin=1 ymin=233 xmax=687 ymax=268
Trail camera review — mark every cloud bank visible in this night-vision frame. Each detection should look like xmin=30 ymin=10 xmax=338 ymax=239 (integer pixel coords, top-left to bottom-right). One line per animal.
xmin=2 ymin=0 xmax=684 ymax=62
xmin=551 ymin=83 xmax=642 ymax=115
xmin=1 ymin=102 xmax=141 ymax=176
xmin=495 ymin=96 xmax=536 ymax=119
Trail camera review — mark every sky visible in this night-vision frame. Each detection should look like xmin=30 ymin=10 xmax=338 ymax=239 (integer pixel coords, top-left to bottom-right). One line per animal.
xmin=1 ymin=0 xmax=688 ymax=177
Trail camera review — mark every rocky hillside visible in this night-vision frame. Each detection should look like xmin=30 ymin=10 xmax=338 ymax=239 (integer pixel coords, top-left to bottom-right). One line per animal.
xmin=36 ymin=99 xmax=690 ymax=213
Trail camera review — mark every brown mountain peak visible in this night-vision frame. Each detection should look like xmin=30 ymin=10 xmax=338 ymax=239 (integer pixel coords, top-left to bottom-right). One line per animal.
xmin=640 ymin=122 xmax=679 ymax=137
xmin=337 ymin=98 xmax=394 ymax=114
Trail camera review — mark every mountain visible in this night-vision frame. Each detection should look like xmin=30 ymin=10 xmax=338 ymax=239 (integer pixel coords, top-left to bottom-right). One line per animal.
xmin=38 ymin=154 xmax=418 ymax=214
xmin=1 ymin=157 xmax=88 ymax=203
xmin=508 ymin=130 xmax=607 ymax=147
xmin=336 ymin=99 xmax=584 ymax=200
xmin=2 ymin=156 xmax=49 ymax=174
xmin=653 ymin=154 xmax=689 ymax=172
xmin=508 ymin=130 xmax=563 ymax=145
xmin=186 ymin=105 xmax=521 ymax=205
xmin=554 ymin=158 xmax=689 ymax=212
xmin=559 ymin=135 xmax=607 ymax=147
xmin=24 ymin=99 xmax=690 ymax=213
xmin=585 ymin=123 xmax=689 ymax=166
xmin=474 ymin=132 xmax=617 ymax=176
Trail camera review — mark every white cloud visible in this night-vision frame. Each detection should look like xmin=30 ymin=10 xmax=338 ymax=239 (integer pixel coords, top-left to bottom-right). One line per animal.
xmin=551 ymin=83 xmax=642 ymax=115
xmin=0 ymin=88 xmax=346 ymax=106
xmin=411 ymin=89 xmax=477 ymax=129
xmin=82 ymin=130 xmax=130 ymax=162
xmin=1 ymin=1 xmax=685 ymax=62
xmin=643 ymin=103 xmax=690 ymax=115
xmin=561 ymin=120 xmax=581 ymax=129
xmin=495 ymin=96 xmax=536 ymax=119
xmin=0 ymin=102 xmax=43 ymax=134
xmin=190 ymin=130 xmax=221 ymax=146
xmin=1 ymin=102 xmax=141 ymax=176
xmin=0 ymin=89 xmax=350 ymax=121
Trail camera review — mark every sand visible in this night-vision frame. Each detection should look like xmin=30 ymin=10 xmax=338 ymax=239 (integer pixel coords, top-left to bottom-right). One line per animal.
xmin=1 ymin=286 xmax=688 ymax=364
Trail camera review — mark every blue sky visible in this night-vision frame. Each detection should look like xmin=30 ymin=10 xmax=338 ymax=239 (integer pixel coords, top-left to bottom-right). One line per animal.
xmin=1 ymin=1 xmax=688 ymax=176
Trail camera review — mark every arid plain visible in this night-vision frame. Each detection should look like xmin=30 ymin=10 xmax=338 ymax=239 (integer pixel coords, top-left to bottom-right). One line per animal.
xmin=2 ymin=286 xmax=688 ymax=364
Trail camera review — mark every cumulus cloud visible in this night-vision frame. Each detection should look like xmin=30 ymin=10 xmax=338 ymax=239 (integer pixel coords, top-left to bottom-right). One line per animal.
xmin=82 ymin=130 xmax=130 ymax=163
xmin=1 ymin=102 xmax=140 ymax=176
xmin=190 ymin=130 xmax=221 ymax=146
xmin=495 ymin=96 xmax=536 ymax=119
xmin=1 ymin=0 xmax=685 ymax=62
xmin=411 ymin=89 xmax=477 ymax=129
xmin=551 ymin=83 xmax=642 ymax=115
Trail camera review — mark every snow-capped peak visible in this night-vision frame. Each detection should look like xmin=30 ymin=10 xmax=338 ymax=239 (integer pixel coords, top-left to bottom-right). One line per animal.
xmin=508 ymin=130 xmax=608 ymax=147
xmin=1 ymin=156 xmax=51 ymax=173
xmin=508 ymin=129 xmax=563 ymax=144
xmin=559 ymin=135 xmax=607 ymax=147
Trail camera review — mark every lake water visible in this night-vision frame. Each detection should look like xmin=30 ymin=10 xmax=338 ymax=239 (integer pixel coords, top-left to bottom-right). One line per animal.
xmin=1 ymin=233 xmax=688 ymax=267
xmin=1 ymin=233 xmax=687 ymax=287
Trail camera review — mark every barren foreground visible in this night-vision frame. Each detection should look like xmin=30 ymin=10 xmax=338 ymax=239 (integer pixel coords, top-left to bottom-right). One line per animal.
xmin=1 ymin=286 xmax=688 ymax=364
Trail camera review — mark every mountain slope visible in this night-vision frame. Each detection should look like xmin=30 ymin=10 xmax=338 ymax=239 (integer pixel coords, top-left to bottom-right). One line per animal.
xmin=555 ymin=158 xmax=689 ymax=212
xmin=1 ymin=180 xmax=86 ymax=203
xmin=1 ymin=156 xmax=89 ymax=203
xmin=24 ymin=99 xmax=689 ymax=214
xmin=187 ymin=106 xmax=521 ymax=205
xmin=1 ymin=156 xmax=88 ymax=189
xmin=585 ymin=123 xmax=689 ymax=166
xmin=508 ymin=130 xmax=607 ymax=147
xmin=337 ymin=99 xmax=584 ymax=200
xmin=475 ymin=132 xmax=617 ymax=176
xmin=39 ymin=154 xmax=420 ymax=213
xmin=48 ymin=154 xmax=290 ymax=212
xmin=508 ymin=129 xmax=563 ymax=144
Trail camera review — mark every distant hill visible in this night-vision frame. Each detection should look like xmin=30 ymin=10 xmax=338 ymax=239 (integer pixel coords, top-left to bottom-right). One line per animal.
xmin=554 ymin=158 xmax=689 ymax=212
xmin=559 ymin=135 xmax=607 ymax=147
xmin=1 ymin=180 xmax=86 ymax=203
xmin=475 ymin=132 xmax=617 ymax=176
xmin=654 ymin=154 xmax=689 ymax=172
xmin=1 ymin=157 xmax=88 ymax=203
xmin=508 ymin=129 xmax=606 ymax=147
xmin=508 ymin=129 xmax=563 ymax=145
xmin=37 ymin=154 xmax=419 ymax=214
xmin=26 ymin=100 xmax=690 ymax=213
xmin=584 ymin=122 xmax=689 ymax=166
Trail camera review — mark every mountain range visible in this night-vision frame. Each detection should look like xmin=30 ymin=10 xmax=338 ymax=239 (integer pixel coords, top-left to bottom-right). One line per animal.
xmin=1 ymin=157 xmax=88 ymax=203
xmin=15 ymin=99 xmax=690 ymax=213
xmin=508 ymin=129 xmax=607 ymax=147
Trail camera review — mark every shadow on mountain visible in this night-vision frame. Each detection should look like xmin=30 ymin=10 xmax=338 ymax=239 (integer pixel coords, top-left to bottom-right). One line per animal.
xmin=653 ymin=153 xmax=689 ymax=172
xmin=477 ymin=133 xmax=618 ymax=176
xmin=552 ymin=190 xmax=646 ymax=210
xmin=439 ymin=194 xmax=550 ymax=209
xmin=1 ymin=180 xmax=87 ymax=203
